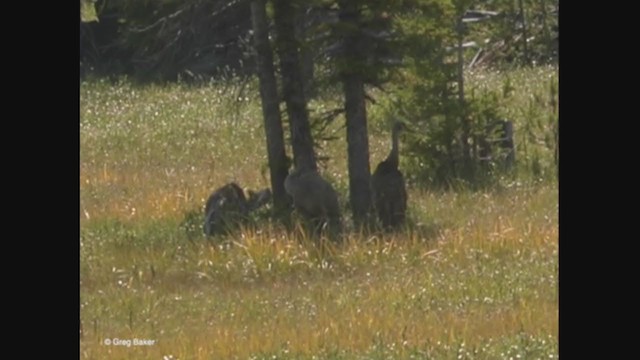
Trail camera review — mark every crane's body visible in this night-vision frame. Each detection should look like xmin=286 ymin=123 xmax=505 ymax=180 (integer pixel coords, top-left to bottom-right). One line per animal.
xmin=371 ymin=122 xmax=408 ymax=229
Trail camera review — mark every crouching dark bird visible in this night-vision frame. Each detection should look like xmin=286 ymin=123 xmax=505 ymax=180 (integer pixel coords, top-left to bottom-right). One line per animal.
xmin=284 ymin=167 xmax=342 ymax=239
xmin=371 ymin=121 xmax=408 ymax=230
xmin=203 ymin=182 xmax=271 ymax=236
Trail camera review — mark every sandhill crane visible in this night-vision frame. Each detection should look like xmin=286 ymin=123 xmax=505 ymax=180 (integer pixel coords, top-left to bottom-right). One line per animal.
xmin=284 ymin=167 xmax=342 ymax=238
xmin=371 ymin=121 xmax=408 ymax=230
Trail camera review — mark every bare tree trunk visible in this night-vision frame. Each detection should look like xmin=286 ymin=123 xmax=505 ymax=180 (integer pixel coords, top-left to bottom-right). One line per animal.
xmin=554 ymin=118 xmax=559 ymax=180
xmin=250 ymin=0 xmax=290 ymax=214
xmin=538 ymin=0 xmax=551 ymax=52
xmin=273 ymin=0 xmax=317 ymax=171
xmin=502 ymin=120 xmax=515 ymax=169
xmin=339 ymin=1 xmax=373 ymax=226
xmin=343 ymin=73 xmax=373 ymax=226
xmin=518 ymin=0 xmax=530 ymax=66
xmin=294 ymin=4 xmax=315 ymax=98
xmin=456 ymin=19 xmax=473 ymax=181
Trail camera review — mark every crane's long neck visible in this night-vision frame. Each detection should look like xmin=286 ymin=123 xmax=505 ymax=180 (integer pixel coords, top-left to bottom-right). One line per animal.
xmin=386 ymin=127 xmax=400 ymax=167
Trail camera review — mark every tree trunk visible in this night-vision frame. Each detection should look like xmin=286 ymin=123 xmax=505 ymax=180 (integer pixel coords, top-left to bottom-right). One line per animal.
xmin=294 ymin=4 xmax=315 ymax=98
xmin=456 ymin=19 xmax=473 ymax=181
xmin=518 ymin=0 xmax=530 ymax=66
xmin=273 ymin=0 xmax=317 ymax=171
xmin=343 ymin=74 xmax=372 ymax=226
xmin=502 ymin=120 xmax=515 ymax=169
xmin=554 ymin=117 xmax=559 ymax=180
xmin=339 ymin=1 xmax=373 ymax=227
xmin=250 ymin=0 xmax=291 ymax=214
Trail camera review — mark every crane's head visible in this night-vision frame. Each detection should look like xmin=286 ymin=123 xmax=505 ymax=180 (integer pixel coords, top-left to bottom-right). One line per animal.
xmin=392 ymin=121 xmax=414 ymax=135
xmin=393 ymin=121 xmax=407 ymax=132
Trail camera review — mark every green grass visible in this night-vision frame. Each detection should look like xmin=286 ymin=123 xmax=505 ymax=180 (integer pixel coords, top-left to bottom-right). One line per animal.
xmin=80 ymin=68 xmax=558 ymax=359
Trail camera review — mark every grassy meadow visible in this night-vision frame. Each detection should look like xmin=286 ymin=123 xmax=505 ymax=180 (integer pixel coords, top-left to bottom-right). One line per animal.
xmin=80 ymin=67 xmax=558 ymax=359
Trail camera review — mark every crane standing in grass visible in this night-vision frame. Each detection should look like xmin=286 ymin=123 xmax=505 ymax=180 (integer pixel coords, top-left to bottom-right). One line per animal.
xmin=284 ymin=166 xmax=342 ymax=239
xmin=371 ymin=121 xmax=409 ymax=230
